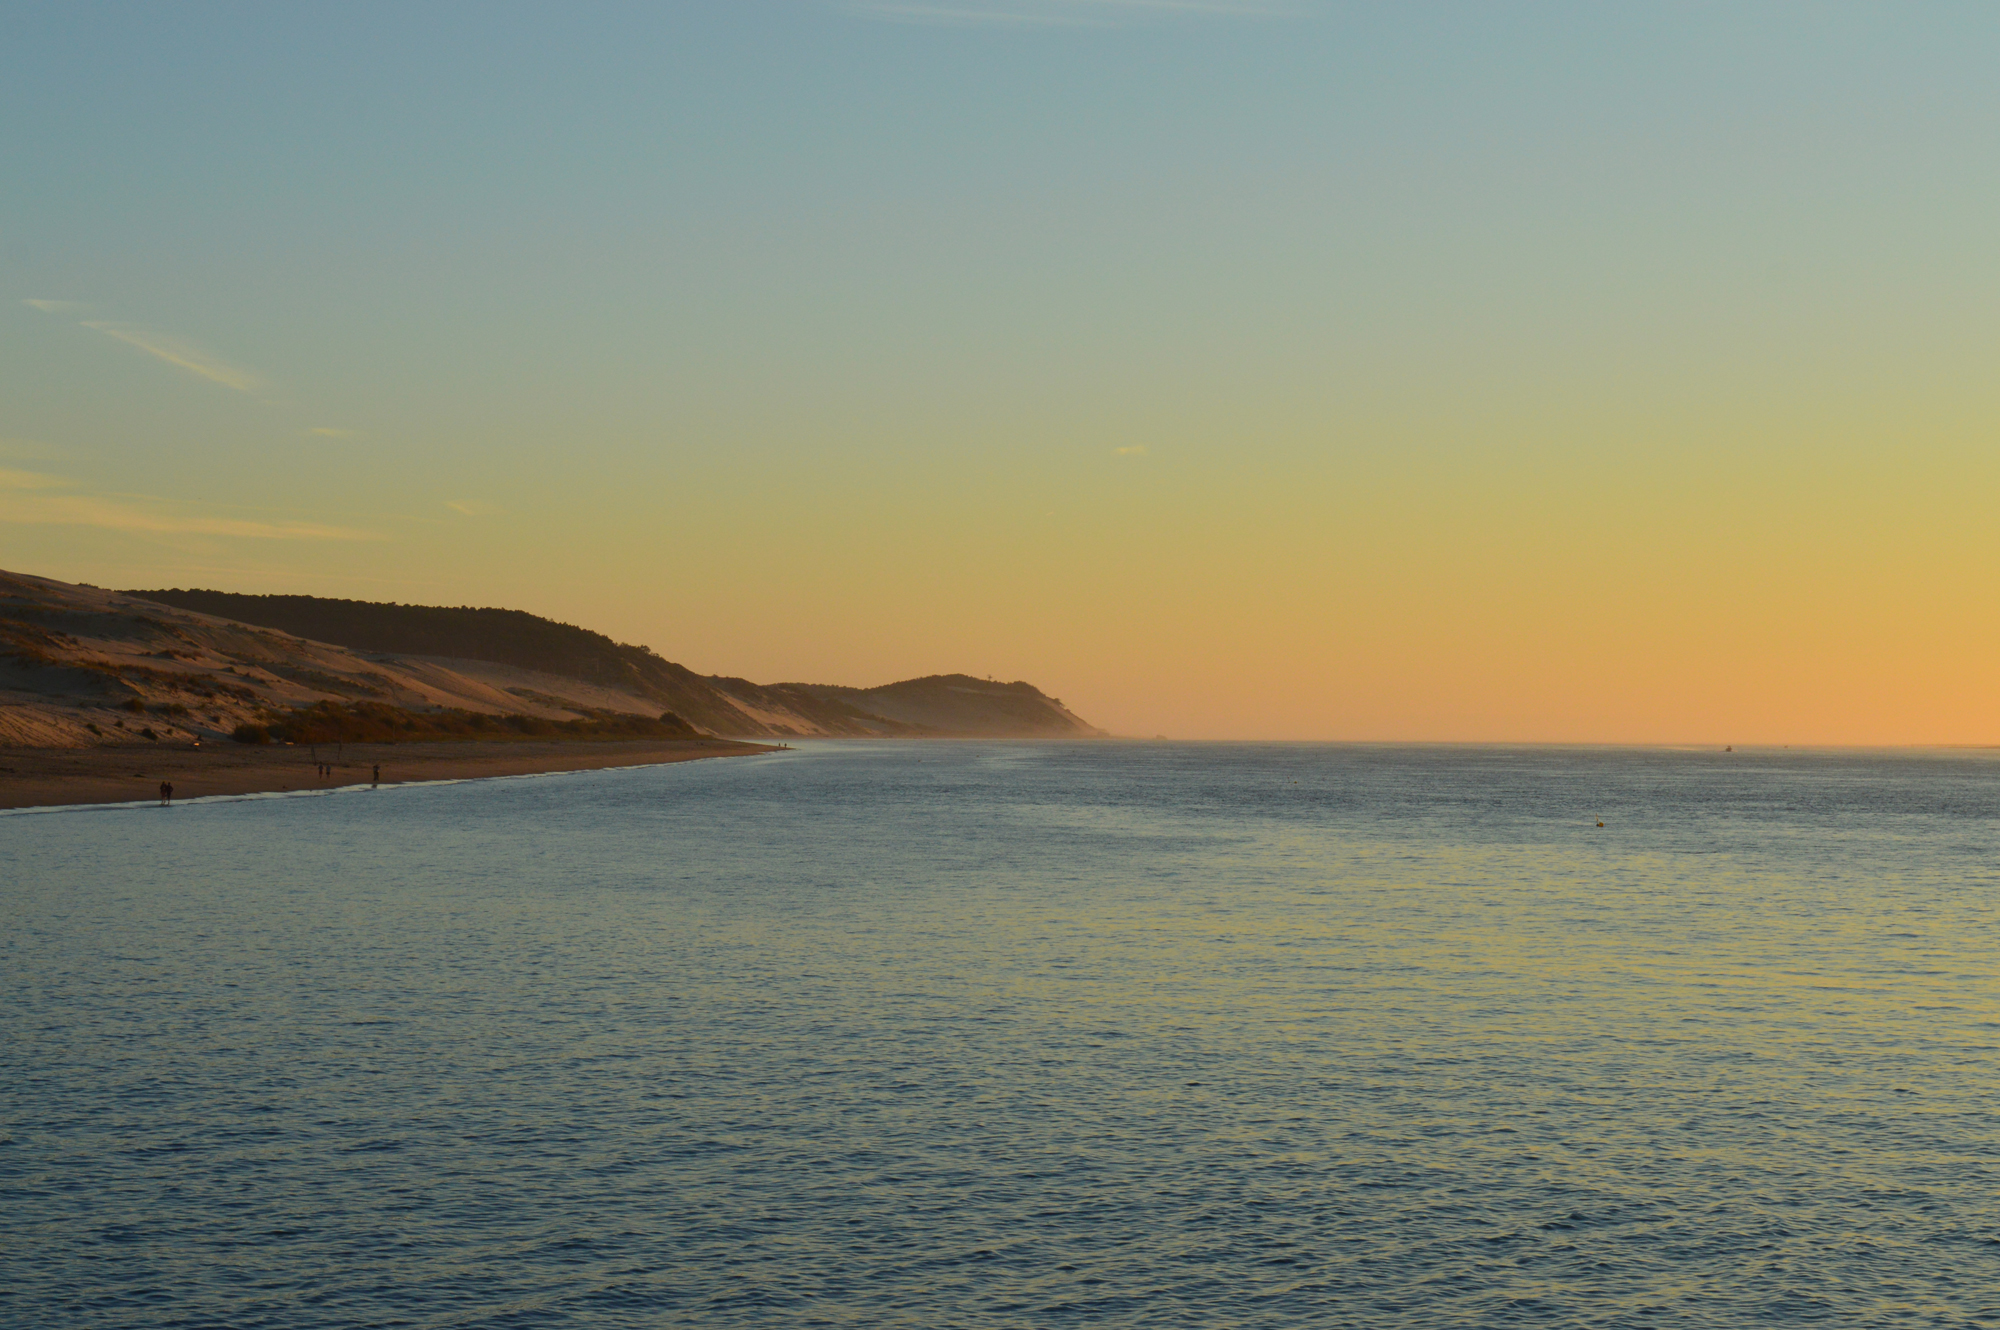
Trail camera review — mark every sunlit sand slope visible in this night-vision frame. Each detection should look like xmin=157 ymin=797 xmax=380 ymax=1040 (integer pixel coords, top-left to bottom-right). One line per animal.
xmin=0 ymin=570 xmax=621 ymax=747
xmin=122 ymin=584 xmax=1105 ymax=739
xmin=0 ymin=571 xmax=1105 ymax=745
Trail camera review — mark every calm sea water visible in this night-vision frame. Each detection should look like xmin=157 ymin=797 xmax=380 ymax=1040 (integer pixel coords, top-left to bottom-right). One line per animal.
xmin=6 ymin=742 xmax=2000 ymax=1327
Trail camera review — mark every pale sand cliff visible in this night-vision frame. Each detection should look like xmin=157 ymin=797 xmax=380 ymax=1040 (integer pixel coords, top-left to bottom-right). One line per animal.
xmin=0 ymin=571 xmax=600 ymax=748
xmin=0 ymin=567 xmax=1101 ymax=809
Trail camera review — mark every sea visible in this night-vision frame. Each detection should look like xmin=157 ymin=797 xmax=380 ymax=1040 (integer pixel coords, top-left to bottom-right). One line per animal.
xmin=5 ymin=741 xmax=1998 ymax=1327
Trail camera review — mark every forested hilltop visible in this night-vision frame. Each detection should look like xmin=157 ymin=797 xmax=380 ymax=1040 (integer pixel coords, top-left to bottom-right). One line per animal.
xmin=122 ymin=587 xmax=1104 ymax=740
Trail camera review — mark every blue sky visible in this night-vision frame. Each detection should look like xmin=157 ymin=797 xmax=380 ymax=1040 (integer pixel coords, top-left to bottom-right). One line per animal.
xmin=6 ymin=2 xmax=2000 ymax=738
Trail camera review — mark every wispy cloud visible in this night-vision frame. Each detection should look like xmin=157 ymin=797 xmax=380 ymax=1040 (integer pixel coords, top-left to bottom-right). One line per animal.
xmin=79 ymin=321 xmax=262 ymax=393
xmin=1114 ymin=444 xmax=1149 ymax=456
xmin=26 ymin=301 xmax=268 ymax=394
xmin=445 ymin=499 xmax=505 ymax=517
xmin=0 ymin=469 xmax=383 ymax=540
xmin=849 ymin=0 xmax=1293 ymax=25
xmin=0 ymin=467 xmax=71 ymax=490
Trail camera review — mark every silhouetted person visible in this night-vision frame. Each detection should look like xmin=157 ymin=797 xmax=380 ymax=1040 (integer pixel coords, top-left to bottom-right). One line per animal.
xmin=159 ymin=781 xmax=172 ymax=805
xmin=372 ymin=764 xmax=380 ymax=787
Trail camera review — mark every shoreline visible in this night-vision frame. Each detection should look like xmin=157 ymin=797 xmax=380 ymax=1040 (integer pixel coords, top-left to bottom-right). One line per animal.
xmin=0 ymin=737 xmax=779 ymax=812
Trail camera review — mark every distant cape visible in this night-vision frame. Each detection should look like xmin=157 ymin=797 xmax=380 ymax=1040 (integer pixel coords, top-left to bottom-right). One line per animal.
xmin=117 ymin=586 xmax=1106 ymax=740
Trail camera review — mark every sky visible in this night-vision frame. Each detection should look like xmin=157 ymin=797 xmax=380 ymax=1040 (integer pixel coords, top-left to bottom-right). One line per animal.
xmin=4 ymin=0 xmax=1999 ymax=742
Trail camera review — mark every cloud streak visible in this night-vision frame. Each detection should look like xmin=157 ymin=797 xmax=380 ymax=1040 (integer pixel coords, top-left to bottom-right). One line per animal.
xmin=22 ymin=298 xmax=87 ymax=313
xmin=0 ymin=467 xmax=71 ymax=490
xmin=79 ymin=322 xmax=262 ymax=393
xmin=0 ymin=469 xmax=382 ymax=540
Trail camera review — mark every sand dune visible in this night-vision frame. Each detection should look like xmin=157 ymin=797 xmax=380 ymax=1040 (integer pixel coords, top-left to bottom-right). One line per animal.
xmin=1 ymin=569 xmax=1107 ymax=751
xmin=0 ymin=571 xmax=555 ymax=748
xmin=122 ymin=583 xmax=1107 ymax=739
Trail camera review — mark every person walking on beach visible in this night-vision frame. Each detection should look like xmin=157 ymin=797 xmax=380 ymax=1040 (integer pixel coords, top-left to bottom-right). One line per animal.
xmin=159 ymin=780 xmax=172 ymax=805
xmin=372 ymin=764 xmax=380 ymax=787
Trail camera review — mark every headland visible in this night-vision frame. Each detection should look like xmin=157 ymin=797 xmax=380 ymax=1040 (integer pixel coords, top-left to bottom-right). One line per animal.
xmin=1 ymin=568 xmax=1104 ymax=748
xmin=1 ymin=565 xmax=1102 ymax=811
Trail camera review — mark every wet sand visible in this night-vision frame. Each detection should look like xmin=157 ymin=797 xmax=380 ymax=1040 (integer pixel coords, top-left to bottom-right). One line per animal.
xmin=0 ymin=737 xmax=777 ymax=811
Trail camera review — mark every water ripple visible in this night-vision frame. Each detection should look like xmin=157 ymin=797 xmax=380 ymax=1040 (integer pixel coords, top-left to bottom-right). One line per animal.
xmin=5 ymin=743 xmax=2000 ymax=1326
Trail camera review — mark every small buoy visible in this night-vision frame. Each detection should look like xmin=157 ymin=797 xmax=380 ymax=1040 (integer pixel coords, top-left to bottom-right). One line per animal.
xmin=1596 ymin=822 xmax=1604 ymax=828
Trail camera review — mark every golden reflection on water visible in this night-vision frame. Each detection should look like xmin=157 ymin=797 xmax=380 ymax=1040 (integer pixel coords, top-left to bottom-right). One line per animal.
xmin=6 ymin=743 xmax=1999 ymax=1325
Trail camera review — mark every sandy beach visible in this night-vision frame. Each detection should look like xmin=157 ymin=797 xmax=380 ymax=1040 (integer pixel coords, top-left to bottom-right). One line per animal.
xmin=0 ymin=737 xmax=777 ymax=811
